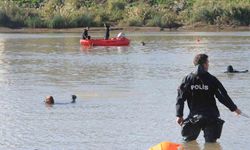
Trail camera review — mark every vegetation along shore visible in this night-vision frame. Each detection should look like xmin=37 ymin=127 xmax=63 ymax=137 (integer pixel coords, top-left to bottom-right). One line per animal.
xmin=0 ymin=0 xmax=249 ymax=30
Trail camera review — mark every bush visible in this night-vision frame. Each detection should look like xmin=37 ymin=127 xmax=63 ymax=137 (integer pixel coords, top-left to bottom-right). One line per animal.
xmin=48 ymin=15 xmax=66 ymax=28
xmin=13 ymin=0 xmax=44 ymax=8
xmin=229 ymin=6 xmax=250 ymax=25
xmin=0 ymin=10 xmax=10 ymax=26
xmin=108 ymin=0 xmax=126 ymax=11
xmin=25 ymin=16 xmax=45 ymax=28
xmin=146 ymin=15 xmax=161 ymax=27
xmin=94 ymin=14 xmax=109 ymax=26
xmin=146 ymin=12 xmax=181 ymax=28
xmin=0 ymin=1 xmax=26 ymax=27
xmin=123 ymin=3 xmax=152 ymax=26
xmin=127 ymin=18 xmax=144 ymax=26
xmin=69 ymin=14 xmax=95 ymax=27
xmin=161 ymin=14 xmax=181 ymax=28
xmin=0 ymin=0 xmax=250 ymax=28
xmin=191 ymin=1 xmax=222 ymax=25
xmin=191 ymin=0 xmax=250 ymax=26
xmin=107 ymin=0 xmax=126 ymax=21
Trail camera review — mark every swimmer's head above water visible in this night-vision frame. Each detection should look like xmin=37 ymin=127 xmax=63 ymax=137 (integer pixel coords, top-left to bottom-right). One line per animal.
xmin=71 ymin=95 xmax=77 ymax=103
xmin=227 ymin=65 xmax=234 ymax=72
xmin=45 ymin=96 xmax=54 ymax=105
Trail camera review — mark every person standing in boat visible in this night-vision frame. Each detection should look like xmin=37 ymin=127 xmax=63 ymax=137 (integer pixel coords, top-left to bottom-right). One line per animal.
xmin=104 ymin=23 xmax=110 ymax=40
xmin=81 ymin=27 xmax=90 ymax=39
xmin=176 ymin=54 xmax=241 ymax=143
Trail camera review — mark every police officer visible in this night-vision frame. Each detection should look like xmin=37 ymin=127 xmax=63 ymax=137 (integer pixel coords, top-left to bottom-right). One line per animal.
xmin=176 ymin=54 xmax=241 ymax=143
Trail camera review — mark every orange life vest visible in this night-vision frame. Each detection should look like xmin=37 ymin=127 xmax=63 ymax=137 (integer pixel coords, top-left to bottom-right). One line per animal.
xmin=149 ymin=142 xmax=184 ymax=150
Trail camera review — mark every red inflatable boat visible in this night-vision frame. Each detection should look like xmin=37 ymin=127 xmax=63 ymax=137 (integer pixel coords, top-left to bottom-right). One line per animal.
xmin=80 ymin=37 xmax=130 ymax=46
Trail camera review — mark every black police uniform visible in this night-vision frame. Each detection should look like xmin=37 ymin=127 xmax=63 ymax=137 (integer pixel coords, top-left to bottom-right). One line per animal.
xmin=176 ymin=65 xmax=238 ymax=142
xmin=105 ymin=25 xmax=110 ymax=40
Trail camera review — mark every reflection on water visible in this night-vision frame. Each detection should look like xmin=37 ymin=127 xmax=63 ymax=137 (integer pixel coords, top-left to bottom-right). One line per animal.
xmin=80 ymin=45 xmax=130 ymax=55
xmin=203 ymin=143 xmax=222 ymax=150
xmin=0 ymin=32 xmax=249 ymax=150
xmin=183 ymin=141 xmax=222 ymax=150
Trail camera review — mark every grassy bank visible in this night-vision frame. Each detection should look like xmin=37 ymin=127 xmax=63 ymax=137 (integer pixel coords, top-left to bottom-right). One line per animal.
xmin=0 ymin=0 xmax=250 ymax=29
xmin=1 ymin=25 xmax=249 ymax=34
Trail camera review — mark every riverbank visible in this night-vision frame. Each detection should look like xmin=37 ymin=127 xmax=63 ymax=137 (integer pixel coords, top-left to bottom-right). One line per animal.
xmin=1 ymin=0 xmax=249 ymax=31
xmin=0 ymin=25 xmax=249 ymax=33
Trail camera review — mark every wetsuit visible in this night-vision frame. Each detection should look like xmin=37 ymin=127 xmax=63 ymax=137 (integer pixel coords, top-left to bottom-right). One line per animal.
xmin=105 ymin=25 xmax=110 ymax=40
xmin=176 ymin=65 xmax=238 ymax=142
xmin=224 ymin=70 xmax=248 ymax=73
xmin=225 ymin=65 xmax=248 ymax=73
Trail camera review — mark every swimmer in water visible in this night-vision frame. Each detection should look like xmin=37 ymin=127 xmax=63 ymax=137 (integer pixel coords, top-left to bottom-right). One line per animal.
xmin=224 ymin=65 xmax=248 ymax=73
xmin=45 ymin=95 xmax=77 ymax=105
xmin=104 ymin=23 xmax=110 ymax=40
xmin=45 ymin=96 xmax=54 ymax=105
xmin=71 ymin=95 xmax=77 ymax=103
xmin=141 ymin=41 xmax=145 ymax=46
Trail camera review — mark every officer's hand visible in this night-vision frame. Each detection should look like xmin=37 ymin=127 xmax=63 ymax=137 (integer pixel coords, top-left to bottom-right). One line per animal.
xmin=176 ymin=117 xmax=184 ymax=126
xmin=234 ymin=108 xmax=241 ymax=116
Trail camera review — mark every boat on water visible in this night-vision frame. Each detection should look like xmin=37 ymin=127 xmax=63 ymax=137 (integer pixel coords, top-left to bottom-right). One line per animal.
xmin=80 ymin=37 xmax=130 ymax=46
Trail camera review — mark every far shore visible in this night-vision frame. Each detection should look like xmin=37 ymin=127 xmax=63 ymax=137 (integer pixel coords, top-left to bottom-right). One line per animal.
xmin=0 ymin=25 xmax=249 ymax=33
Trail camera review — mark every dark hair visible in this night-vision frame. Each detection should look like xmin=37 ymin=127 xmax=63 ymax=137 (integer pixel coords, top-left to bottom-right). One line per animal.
xmin=50 ymin=97 xmax=54 ymax=104
xmin=72 ymin=95 xmax=77 ymax=100
xmin=45 ymin=96 xmax=54 ymax=104
xmin=71 ymin=95 xmax=77 ymax=103
xmin=193 ymin=54 xmax=208 ymax=66
xmin=227 ymin=65 xmax=233 ymax=72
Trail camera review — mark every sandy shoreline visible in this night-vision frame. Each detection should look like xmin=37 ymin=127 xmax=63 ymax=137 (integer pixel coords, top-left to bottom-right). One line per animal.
xmin=0 ymin=25 xmax=249 ymax=33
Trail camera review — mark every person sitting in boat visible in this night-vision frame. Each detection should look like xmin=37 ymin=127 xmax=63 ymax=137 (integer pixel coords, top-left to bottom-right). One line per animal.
xmin=45 ymin=95 xmax=77 ymax=105
xmin=104 ymin=23 xmax=110 ymax=40
xmin=81 ymin=27 xmax=90 ymax=40
xmin=224 ymin=65 xmax=248 ymax=73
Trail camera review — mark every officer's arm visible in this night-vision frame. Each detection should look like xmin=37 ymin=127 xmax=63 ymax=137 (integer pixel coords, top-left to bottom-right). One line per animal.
xmin=176 ymin=76 xmax=188 ymax=117
xmin=214 ymin=78 xmax=237 ymax=111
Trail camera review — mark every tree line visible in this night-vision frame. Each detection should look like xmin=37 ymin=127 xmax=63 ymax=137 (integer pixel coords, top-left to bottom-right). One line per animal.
xmin=0 ymin=0 xmax=249 ymax=28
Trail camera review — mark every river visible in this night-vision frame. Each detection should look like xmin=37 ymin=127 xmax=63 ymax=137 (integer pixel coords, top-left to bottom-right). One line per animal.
xmin=0 ymin=32 xmax=249 ymax=150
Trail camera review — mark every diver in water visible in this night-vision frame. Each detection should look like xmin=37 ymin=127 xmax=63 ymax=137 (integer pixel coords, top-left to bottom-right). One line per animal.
xmin=104 ymin=23 xmax=110 ymax=40
xmin=45 ymin=95 xmax=77 ymax=105
xmin=224 ymin=65 xmax=248 ymax=73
